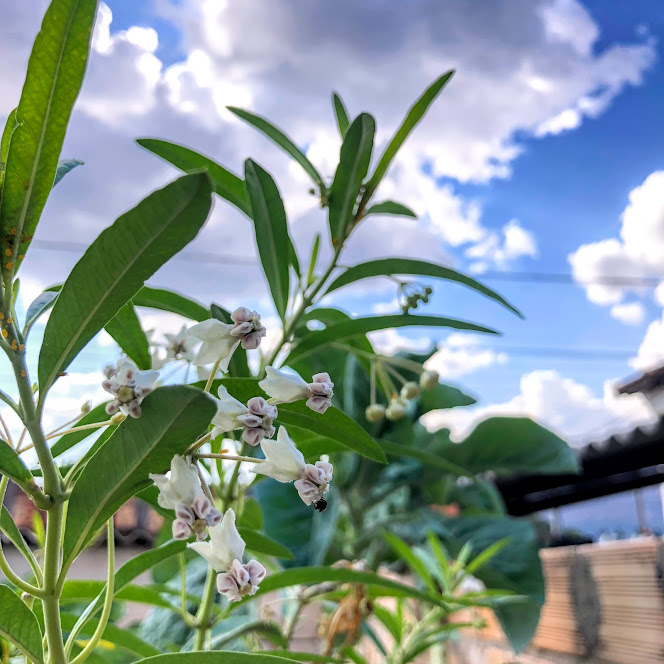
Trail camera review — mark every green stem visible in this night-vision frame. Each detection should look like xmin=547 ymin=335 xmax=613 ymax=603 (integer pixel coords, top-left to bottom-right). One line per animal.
xmin=204 ymin=357 xmax=223 ymax=393
xmin=193 ymin=568 xmax=217 ymax=651
xmin=42 ymin=503 xmax=67 ymax=664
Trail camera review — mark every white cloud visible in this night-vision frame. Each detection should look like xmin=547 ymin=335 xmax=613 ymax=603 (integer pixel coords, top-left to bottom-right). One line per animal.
xmin=368 ymin=329 xmax=432 ymax=356
xmin=466 ymin=219 xmax=538 ymax=272
xmin=424 ymin=333 xmax=508 ymax=379
xmin=610 ymin=302 xmax=645 ymax=326
xmin=423 ymin=369 xmax=656 ymax=446
xmin=631 ymin=312 xmax=664 ymax=370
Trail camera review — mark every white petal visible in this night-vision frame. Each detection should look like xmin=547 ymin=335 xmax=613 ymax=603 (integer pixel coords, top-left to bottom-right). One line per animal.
xmin=149 ymin=472 xmax=178 ymax=509
xmin=187 ymin=541 xmax=221 ymax=570
xmin=187 ymin=319 xmax=234 ymax=341
xmin=169 ymin=455 xmax=201 ymax=504
xmin=252 ymin=460 xmax=300 ymax=483
xmin=258 ymin=366 xmax=308 ymax=403
xmin=208 ymin=509 xmax=245 ymax=570
xmin=211 ymin=386 xmax=246 ymax=431
xmin=252 ymin=427 xmax=305 ymax=483
xmin=134 ymin=369 xmax=160 ymax=390
xmin=115 ymin=358 xmax=139 ymax=382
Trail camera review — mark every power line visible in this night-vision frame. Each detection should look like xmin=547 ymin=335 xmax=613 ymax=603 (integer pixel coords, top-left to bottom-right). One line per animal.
xmin=488 ymin=346 xmax=633 ymax=361
xmin=30 ymin=239 xmax=662 ymax=287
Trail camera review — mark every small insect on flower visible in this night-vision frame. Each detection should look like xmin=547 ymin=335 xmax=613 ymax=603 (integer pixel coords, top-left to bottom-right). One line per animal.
xmin=188 ymin=509 xmax=266 ymax=602
xmin=212 ymin=386 xmax=277 ymax=446
xmin=259 ymin=366 xmax=334 ymax=413
xmin=252 ymin=426 xmax=333 ymax=509
xmin=102 ymin=358 xmax=159 ymax=418
xmin=149 ymin=455 xmax=221 ymax=541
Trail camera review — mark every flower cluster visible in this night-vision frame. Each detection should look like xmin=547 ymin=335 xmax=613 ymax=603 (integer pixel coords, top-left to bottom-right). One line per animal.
xmin=259 ymin=366 xmax=334 ymax=414
xmin=212 ymin=387 xmax=277 ymax=446
xmin=188 ymin=509 xmax=266 ymax=602
xmin=102 ymin=358 xmax=159 ymax=418
xmin=365 ymin=369 xmax=440 ymax=423
xmin=149 ymin=456 xmax=221 ymax=541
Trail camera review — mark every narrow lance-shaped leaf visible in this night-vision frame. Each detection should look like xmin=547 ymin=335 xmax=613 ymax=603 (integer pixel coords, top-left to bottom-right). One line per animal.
xmin=38 ymin=173 xmax=213 ymax=394
xmin=325 ymin=257 xmax=522 ymax=317
xmin=237 ymin=527 xmax=295 ymax=560
xmin=287 ymin=314 xmax=499 ymax=363
xmin=0 ymin=439 xmax=35 ymax=488
xmin=53 ymin=158 xmax=84 ymax=187
xmin=332 ymin=92 xmax=350 ymax=137
xmin=134 ymin=286 xmax=209 ymax=322
xmin=0 ymin=586 xmax=44 ymax=664
xmin=228 ymin=107 xmax=326 ymax=193
xmin=49 ymin=401 xmax=111 ymax=458
xmin=244 ymin=159 xmax=291 ymax=320
xmin=363 ymin=201 xmax=416 ymax=218
xmin=0 ymin=108 xmax=17 ymax=190
xmin=365 ymin=70 xmax=454 ymax=196
xmin=137 ymin=138 xmax=250 ymax=216
xmin=62 ymin=385 xmax=216 ymax=569
xmin=0 ymin=0 xmax=98 ymax=276
xmin=130 ymin=654 xmax=303 ymax=664
xmin=23 ymin=290 xmax=58 ymax=338
xmin=105 ymin=301 xmax=151 ymax=370
xmin=328 ymin=113 xmax=375 ymax=242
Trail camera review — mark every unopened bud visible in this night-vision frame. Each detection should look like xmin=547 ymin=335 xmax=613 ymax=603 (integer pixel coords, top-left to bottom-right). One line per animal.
xmin=424 ymin=286 xmax=433 ymax=295
xmin=110 ymin=413 xmax=126 ymax=425
xmin=385 ymin=398 xmax=407 ymax=421
xmin=400 ymin=381 xmax=420 ymax=400
xmin=365 ymin=403 xmax=386 ymax=423
xmin=81 ymin=400 xmax=92 ymax=415
xmin=419 ymin=370 xmax=439 ymax=390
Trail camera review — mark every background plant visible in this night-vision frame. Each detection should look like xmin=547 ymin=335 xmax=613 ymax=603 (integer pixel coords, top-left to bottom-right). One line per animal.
xmin=0 ymin=2 xmax=578 ymax=664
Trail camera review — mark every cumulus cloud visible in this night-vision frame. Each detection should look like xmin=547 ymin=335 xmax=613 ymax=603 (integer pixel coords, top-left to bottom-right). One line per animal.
xmin=423 ymin=369 xmax=657 ymax=446
xmin=631 ymin=313 xmax=664 ymax=370
xmin=424 ymin=333 xmax=508 ymax=379
xmin=466 ymin=219 xmax=538 ymax=272
xmin=610 ymin=302 xmax=645 ymax=326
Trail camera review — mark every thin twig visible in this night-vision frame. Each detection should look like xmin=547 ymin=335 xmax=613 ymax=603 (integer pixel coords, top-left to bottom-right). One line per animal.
xmin=195 ymin=453 xmax=263 ymax=464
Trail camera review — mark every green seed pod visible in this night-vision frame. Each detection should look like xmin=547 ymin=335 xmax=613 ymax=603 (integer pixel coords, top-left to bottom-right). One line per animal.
xmin=365 ymin=403 xmax=386 ymax=423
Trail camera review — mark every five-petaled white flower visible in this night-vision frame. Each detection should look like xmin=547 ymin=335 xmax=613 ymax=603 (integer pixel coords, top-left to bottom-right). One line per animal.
xmin=188 ymin=509 xmax=266 ymax=602
xmin=149 ymin=455 xmax=221 ymax=541
xmin=102 ymin=358 xmax=159 ymax=418
xmin=252 ymin=427 xmax=333 ymax=511
xmin=259 ymin=366 xmax=334 ymax=414
xmin=212 ymin=386 xmax=277 ymax=446
xmin=164 ymin=325 xmax=197 ymax=362
xmin=187 ymin=308 xmax=266 ymax=370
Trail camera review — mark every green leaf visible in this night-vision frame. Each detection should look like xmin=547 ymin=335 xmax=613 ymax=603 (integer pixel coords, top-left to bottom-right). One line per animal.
xmin=60 ymin=581 xmax=175 ymax=610
xmin=440 ymin=515 xmax=544 ymax=653
xmin=384 ymin=532 xmax=435 ymax=591
xmin=306 ymin=233 xmax=321 ymax=287
xmin=134 ymin=286 xmax=209 ymax=322
xmin=228 ymin=107 xmax=325 ymax=191
xmin=366 ymin=70 xmax=454 ymax=195
xmin=23 ymin=290 xmax=58 ymax=337
xmin=418 ymin=382 xmax=476 ymax=413
xmin=436 ymin=417 xmax=579 ymax=476
xmin=137 ymin=138 xmax=250 ymax=216
xmin=38 ymin=173 xmax=212 ymax=393
xmin=237 ymin=527 xmax=294 ymax=560
xmin=244 ymin=159 xmax=291 ymax=319
xmin=49 ymin=401 xmax=111 ymax=458
xmin=154 ymin=651 xmax=298 ymax=664
xmin=0 ymin=109 xmax=17 ymax=190
xmin=260 ymin=652 xmax=342 ymax=663
xmin=0 ymin=0 xmax=98 ymax=275
xmin=53 ymin=159 xmax=83 ymax=187
xmin=325 ymin=257 xmax=522 ymax=317
xmin=364 ymin=201 xmax=416 ymax=218
xmin=379 ymin=440 xmax=471 ymax=478
xmin=58 ymin=613 xmax=160 ymax=658
xmin=248 ymin=567 xmax=445 ymax=606
xmin=212 ymin=378 xmax=386 ymax=463
xmin=332 ymin=92 xmax=350 ymax=137
xmin=62 ymin=385 xmax=216 ymax=569
xmin=0 ymin=586 xmax=43 ymax=663
xmin=287 ymin=314 xmax=499 ymax=363
xmin=0 ymin=438 xmax=34 ymax=486
xmin=328 ymin=113 xmax=375 ymax=242
xmin=1 ymin=506 xmax=36 ymax=577
xmin=105 ymin=301 xmax=151 ymax=369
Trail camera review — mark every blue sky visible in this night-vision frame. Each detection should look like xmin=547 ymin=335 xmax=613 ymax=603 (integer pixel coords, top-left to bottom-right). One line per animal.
xmin=1 ymin=0 xmax=664 ymax=447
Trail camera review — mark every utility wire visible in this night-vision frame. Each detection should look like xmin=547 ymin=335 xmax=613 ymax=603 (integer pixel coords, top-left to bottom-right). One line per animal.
xmin=30 ymin=238 xmax=662 ymax=287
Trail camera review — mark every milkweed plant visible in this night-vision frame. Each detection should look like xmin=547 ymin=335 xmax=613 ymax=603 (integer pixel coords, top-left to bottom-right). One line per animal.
xmin=0 ymin=1 xmax=580 ymax=663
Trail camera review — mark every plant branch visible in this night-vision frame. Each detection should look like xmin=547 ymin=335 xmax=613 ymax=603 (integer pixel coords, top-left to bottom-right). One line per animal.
xmin=195 ymin=452 xmax=263 ymax=464
xmin=193 ymin=567 xmax=217 ymax=651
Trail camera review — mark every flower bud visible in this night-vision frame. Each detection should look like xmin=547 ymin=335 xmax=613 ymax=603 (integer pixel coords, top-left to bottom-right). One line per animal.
xmin=81 ymin=400 xmax=92 ymax=415
xmin=385 ymin=398 xmax=407 ymax=421
xmin=400 ymin=381 xmax=420 ymax=400
xmin=365 ymin=404 xmax=386 ymax=423
xmin=419 ymin=370 xmax=439 ymax=390
xmin=110 ymin=413 xmax=126 ymax=425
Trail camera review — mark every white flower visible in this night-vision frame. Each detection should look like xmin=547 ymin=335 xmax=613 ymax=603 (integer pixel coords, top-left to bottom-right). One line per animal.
xmin=164 ymin=325 xmax=197 ymax=362
xmin=259 ymin=366 xmax=334 ymax=413
xmin=149 ymin=455 xmax=201 ymax=509
xmin=212 ymin=386 xmax=278 ymax=446
xmin=102 ymin=358 xmax=159 ymax=418
xmin=188 ymin=508 xmax=245 ymax=572
xmin=259 ymin=366 xmax=308 ymax=403
xmin=253 ymin=427 xmax=333 ymax=511
xmin=187 ymin=308 xmax=266 ymax=369
xmin=217 ymin=559 xmax=266 ymax=602
xmin=253 ymin=426 xmax=306 ymax=482
xmin=149 ymin=455 xmax=221 ymax=541
xmin=187 ymin=319 xmax=238 ymax=369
